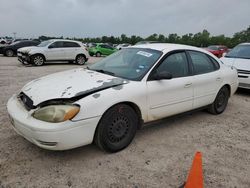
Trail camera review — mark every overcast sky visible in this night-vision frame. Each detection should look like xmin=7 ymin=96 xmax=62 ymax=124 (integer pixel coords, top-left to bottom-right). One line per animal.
xmin=0 ymin=0 xmax=249 ymax=38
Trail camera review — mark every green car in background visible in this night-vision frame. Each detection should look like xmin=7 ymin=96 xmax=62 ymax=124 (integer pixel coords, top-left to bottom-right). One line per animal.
xmin=88 ymin=43 xmax=118 ymax=57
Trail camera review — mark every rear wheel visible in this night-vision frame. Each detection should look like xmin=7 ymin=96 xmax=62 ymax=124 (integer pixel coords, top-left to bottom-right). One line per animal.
xmin=5 ymin=49 xmax=14 ymax=57
xmin=96 ymin=52 xmax=101 ymax=57
xmin=94 ymin=104 xmax=138 ymax=152
xmin=208 ymin=86 xmax=229 ymax=114
xmin=31 ymin=55 xmax=45 ymax=66
xmin=75 ymin=54 xmax=86 ymax=65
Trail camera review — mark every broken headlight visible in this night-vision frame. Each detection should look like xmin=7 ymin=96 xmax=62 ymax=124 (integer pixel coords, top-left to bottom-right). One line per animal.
xmin=32 ymin=105 xmax=80 ymax=123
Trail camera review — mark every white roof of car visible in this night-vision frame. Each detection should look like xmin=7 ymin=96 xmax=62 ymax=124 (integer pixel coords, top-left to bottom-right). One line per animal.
xmin=239 ymin=42 xmax=250 ymax=45
xmin=131 ymin=43 xmax=207 ymax=53
xmin=48 ymin=39 xmax=82 ymax=43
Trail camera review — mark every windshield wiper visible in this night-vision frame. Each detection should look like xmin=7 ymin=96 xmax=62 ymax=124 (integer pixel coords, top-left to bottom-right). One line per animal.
xmin=93 ymin=69 xmax=116 ymax=76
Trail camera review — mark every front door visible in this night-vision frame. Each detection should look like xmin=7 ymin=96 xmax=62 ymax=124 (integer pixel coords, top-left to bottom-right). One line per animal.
xmin=147 ymin=51 xmax=194 ymax=121
xmin=45 ymin=41 xmax=65 ymax=60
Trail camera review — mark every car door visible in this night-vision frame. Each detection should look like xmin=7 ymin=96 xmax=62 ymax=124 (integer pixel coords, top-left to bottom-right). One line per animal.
xmin=63 ymin=41 xmax=80 ymax=60
xmin=187 ymin=50 xmax=222 ymax=109
xmin=147 ymin=51 xmax=194 ymax=121
xmin=99 ymin=44 xmax=110 ymax=55
xmin=45 ymin=41 xmax=65 ymax=60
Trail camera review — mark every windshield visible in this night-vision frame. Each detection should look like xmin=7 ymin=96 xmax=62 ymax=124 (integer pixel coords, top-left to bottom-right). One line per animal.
xmin=89 ymin=48 xmax=162 ymax=81
xmin=225 ymin=45 xmax=250 ymax=59
xmin=38 ymin=40 xmax=52 ymax=47
xmin=207 ymin=46 xmax=219 ymax=50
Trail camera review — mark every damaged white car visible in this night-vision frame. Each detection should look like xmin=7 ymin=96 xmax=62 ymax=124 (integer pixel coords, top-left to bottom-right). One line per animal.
xmin=7 ymin=44 xmax=238 ymax=152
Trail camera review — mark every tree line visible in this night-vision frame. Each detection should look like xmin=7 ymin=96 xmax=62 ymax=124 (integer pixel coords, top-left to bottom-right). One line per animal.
xmin=38 ymin=26 xmax=250 ymax=48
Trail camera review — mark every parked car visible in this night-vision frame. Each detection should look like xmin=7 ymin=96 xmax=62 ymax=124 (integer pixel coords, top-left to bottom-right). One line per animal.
xmin=205 ymin=45 xmax=229 ymax=58
xmin=0 ymin=40 xmax=40 ymax=57
xmin=17 ymin=39 xmax=89 ymax=66
xmin=116 ymin=43 xmax=131 ymax=50
xmin=7 ymin=43 xmax=238 ymax=152
xmin=135 ymin=41 xmax=160 ymax=45
xmin=88 ymin=43 xmax=117 ymax=57
xmin=221 ymin=43 xmax=250 ymax=89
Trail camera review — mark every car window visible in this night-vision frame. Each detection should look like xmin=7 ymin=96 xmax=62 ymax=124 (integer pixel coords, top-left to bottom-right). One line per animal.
xmin=100 ymin=44 xmax=107 ymax=48
xmin=38 ymin=40 xmax=52 ymax=47
xmin=189 ymin=51 xmax=216 ymax=74
xmin=225 ymin=45 xmax=250 ymax=59
xmin=156 ymin=52 xmax=189 ymax=78
xmin=63 ymin=42 xmax=80 ymax=48
xmin=208 ymin=46 xmax=219 ymax=50
xmin=89 ymin=48 xmax=162 ymax=81
xmin=49 ymin=41 xmax=64 ymax=48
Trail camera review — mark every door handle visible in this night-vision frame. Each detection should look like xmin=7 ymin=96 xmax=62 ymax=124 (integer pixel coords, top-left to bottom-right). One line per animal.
xmin=216 ymin=77 xmax=222 ymax=81
xmin=184 ymin=83 xmax=192 ymax=88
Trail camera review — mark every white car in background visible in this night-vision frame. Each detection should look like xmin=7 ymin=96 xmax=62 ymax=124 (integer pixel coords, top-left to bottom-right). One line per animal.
xmin=17 ymin=39 xmax=89 ymax=66
xmin=221 ymin=43 xmax=250 ymax=89
xmin=116 ymin=43 xmax=131 ymax=50
xmin=7 ymin=44 xmax=238 ymax=152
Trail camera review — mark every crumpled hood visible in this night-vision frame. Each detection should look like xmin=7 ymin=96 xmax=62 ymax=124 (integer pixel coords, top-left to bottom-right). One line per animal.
xmin=18 ymin=46 xmax=37 ymax=53
xmin=21 ymin=68 xmax=127 ymax=106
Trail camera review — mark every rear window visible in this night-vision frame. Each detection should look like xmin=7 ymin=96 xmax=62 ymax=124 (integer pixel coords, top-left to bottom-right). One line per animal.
xmin=63 ymin=41 xmax=80 ymax=48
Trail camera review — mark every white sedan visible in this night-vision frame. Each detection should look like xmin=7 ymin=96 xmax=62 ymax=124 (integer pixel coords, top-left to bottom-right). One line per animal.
xmin=221 ymin=43 xmax=250 ymax=89
xmin=7 ymin=44 xmax=238 ymax=152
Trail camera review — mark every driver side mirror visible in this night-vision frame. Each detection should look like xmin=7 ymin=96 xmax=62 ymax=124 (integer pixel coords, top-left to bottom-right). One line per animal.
xmin=48 ymin=45 xmax=54 ymax=49
xmin=151 ymin=71 xmax=173 ymax=80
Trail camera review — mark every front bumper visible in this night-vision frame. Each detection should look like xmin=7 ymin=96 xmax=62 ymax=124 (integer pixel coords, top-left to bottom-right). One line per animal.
xmin=238 ymin=70 xmax=250 ymax=89
xmin=7 ymin=95 xmax=101 ymax=150
xmin=17 ymin=52 xmax=31 ymax=64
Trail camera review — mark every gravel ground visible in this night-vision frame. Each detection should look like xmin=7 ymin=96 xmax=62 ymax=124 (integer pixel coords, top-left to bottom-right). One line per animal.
xmin=0 ymin=55 xmax=249 ymax=188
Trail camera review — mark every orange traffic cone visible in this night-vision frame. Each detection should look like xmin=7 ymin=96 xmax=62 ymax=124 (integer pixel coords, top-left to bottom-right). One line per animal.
xmin=184 ymin=152 xmax=204 ymax=188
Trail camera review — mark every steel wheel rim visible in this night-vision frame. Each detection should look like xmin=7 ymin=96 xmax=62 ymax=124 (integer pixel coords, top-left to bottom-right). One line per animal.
xmin=34 ymin=56 xmax=43 ymax=65
xmin=108 ymin=115 xmax=130 ymax=143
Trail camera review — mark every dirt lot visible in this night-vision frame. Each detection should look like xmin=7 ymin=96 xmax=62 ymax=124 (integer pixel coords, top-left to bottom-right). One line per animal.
xmin=0 ymin=55 xmax=249 ymax=188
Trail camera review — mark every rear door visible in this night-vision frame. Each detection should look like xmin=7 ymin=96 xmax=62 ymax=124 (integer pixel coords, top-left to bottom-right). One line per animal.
xmin=147 ymin=51 xmax=194 ymax=121
xmin=187 ymin=50 xmax=222 ymax=108
xmin=63 ymin=41 xmax=81 ymax=60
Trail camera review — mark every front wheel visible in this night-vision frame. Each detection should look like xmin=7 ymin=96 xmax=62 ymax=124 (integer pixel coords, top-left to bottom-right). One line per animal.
xmin=94 ymin=104 xmax=138 ymax=152
xmin=31 ymin=55 xmax=45 ymax=66
xmin=208 ymin=86 xmax=229 ymax=114
xmin=75 ymin=55 xmax=86 ymax=65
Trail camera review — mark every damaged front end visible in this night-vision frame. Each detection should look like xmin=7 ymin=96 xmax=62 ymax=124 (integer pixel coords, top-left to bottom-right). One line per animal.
xmin=18 ymin=77 xmax=129 ymax=123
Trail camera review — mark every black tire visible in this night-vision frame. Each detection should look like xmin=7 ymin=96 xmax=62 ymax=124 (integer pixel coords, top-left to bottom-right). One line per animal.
xmin=31 ymin=54 xmax=45 ymax=66
xmin=96 ymin=52 xmax=101 ymax=57
xmin=75 ymin=54 xmax=86 ymax=65
xmin=5 ymin=49 xmax=14 ymax=57
xmin=208 ymin=86 xmax=230 ymax=115
xmin=94 ymin=104 xmax=138 ymax=152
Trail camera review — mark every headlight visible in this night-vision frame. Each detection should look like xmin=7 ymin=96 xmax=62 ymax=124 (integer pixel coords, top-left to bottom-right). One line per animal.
xmin=32 ymin=105 xmax=80 ymax=123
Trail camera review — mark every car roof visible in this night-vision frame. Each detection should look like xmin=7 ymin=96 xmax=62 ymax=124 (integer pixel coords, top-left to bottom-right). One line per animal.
xmin=49 ymin=39 xmax=82 ymax=43
xmin=130 ymin=43 xmax=208 ymax=53
xmin=239 ymin=42 xmax=250 ymax=45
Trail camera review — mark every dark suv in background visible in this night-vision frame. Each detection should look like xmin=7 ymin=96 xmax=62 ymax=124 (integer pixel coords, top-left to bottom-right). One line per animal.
xmin=0 ymin=40 xmax=40 ymax=57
